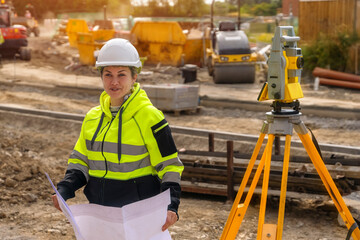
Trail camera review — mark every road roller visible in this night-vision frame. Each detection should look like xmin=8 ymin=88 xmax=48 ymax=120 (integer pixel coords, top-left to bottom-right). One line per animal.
xmin=206 ymin=20 xmax=257 ymax=84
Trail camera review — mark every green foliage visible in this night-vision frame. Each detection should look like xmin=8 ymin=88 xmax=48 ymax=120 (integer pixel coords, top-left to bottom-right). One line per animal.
xmin=147 ymin=0 xmax=172 ymax=17
xmin=227 ymin=3 xmax=238 ymax=13
xmin=248 ymin=32 xmax=273 ymax=43
xmin=241 ymin=4 xmax=252 ymax=15
xmin=302 ymin=31 xmax=359 ymax=72
xmin=106 ymin=0 xmax=132 ymax=17
xmin=212 ymin=1 xmax=229 ymax=16
xmin=132 ymin=0 xmax=207 ymax=17
xmin=131 ymin=0 xmax=280 ymax=18
xmin=10 ymin=0 xmax=280 ymax=19
xmin=270 ymin=0 xmax=282 ymax=8
xmin=226 ymin=0 xmax=281 ymax=17
xmin=251 ymin=2 xmax=278 ymax=16
xmin=226 ymin=0 xmax=277 ymax=4
xmin=12 ymin=0 xmax=111 ymax=19
xmin=173 ymin=0 xmax=207 ymax=17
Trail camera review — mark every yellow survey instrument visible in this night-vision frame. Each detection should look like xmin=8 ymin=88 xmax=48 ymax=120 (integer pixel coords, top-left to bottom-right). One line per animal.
xmin=258 ymin=26 xmax=304 ymax=106
xmin=221 ymin=26 xmax=360 ymax=240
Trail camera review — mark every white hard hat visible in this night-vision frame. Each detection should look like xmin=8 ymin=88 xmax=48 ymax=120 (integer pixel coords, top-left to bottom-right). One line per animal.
xmin=95 ymin=38 xmax=142 ymax=69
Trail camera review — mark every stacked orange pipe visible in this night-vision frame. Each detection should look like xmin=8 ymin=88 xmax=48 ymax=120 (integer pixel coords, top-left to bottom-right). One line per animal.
xmin=312 ymin=67 xmax=360 ymax=89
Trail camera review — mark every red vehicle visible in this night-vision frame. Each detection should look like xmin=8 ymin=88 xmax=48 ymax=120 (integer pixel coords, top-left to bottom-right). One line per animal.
xmin=0 ymin=1 xmax=31 ymax=60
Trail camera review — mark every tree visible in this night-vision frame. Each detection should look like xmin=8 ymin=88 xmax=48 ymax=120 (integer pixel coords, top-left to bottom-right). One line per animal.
xmin=106 ymin=0 xmax=132 ymax=17
xmin=173 ymin=0 xmax=207 ymax=17
xmin=212 ymin=1 xmax=230 ymax=16
xmin=132 ymin=0 xmax=208 ymax=17
xmin=251 ymin=2 xmax=277 ymax=16
xmin=12 ymin=0 xmax=109 ymax=19
xmin=133 ymin=0 xmax=174 ymax=17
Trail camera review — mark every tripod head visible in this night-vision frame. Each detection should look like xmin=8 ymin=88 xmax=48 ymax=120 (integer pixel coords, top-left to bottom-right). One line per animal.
xmin=257 ymin=26 xmax=304 ymax=113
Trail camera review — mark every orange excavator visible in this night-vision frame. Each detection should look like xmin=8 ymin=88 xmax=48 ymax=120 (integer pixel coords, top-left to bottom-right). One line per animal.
xmin=0 ymin=0 xmax=31 ymax=60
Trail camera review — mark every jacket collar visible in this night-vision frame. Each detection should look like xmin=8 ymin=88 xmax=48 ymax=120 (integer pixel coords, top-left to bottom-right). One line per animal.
xmin=99 ymin=83 xmax=150 ymax=120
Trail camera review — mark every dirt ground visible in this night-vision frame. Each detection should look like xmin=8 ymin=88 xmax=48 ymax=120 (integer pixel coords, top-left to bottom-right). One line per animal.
xmin=1 ymin=31 xmax=360 ymax=240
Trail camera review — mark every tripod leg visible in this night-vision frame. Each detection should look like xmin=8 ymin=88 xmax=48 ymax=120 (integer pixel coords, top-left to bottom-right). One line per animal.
xmin=220 ymin=133 xmax=268 ymax=240
xmin=298 ymin=132 xmax=360 ymax=240
xmin=257 ymin=135 xmax=275 ymax=239
xmin=276 ymin=135 xmax=291 ymax=240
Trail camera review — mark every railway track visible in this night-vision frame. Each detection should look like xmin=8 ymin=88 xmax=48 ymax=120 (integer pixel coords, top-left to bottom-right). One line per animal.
xmin=1 ymin=105 xmax=360 ymax=200
xmin=1 ymin=79 xmax=360 ymax=120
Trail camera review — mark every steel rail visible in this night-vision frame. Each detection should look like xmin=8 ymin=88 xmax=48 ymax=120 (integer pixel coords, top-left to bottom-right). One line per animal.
xmin=2 ymin=79 xmax=360 ymax=119
xmin=1 ymin=104 xmax=360 ymax=156
xmin=200 ymin=96 xmax=360 ymax=120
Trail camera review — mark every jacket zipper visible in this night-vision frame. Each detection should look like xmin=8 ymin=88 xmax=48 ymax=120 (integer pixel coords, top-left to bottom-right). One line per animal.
xmin=99 ymin=116 xmax=115 ymax=204
xmin=117 ymin=107 xmax=124 ymax=164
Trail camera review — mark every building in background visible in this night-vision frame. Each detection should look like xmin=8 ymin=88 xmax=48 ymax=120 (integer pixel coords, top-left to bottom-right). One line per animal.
xmin=282 ymin=0 xmax=299 ymax=17
xmin=299 ymin=0 xmax=359 ymax=42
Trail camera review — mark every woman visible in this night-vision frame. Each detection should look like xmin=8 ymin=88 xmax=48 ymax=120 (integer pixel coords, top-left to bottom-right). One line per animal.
xmin=52 ymin=38 xmax=184 ymax=232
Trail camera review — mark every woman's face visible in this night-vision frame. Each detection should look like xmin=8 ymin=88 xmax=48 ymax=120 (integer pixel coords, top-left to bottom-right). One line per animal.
xmin=102 ymin=66 xmax=136 ymax=106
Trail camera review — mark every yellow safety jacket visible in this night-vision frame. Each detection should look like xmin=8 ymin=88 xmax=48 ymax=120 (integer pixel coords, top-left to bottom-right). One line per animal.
xmin=58 ymin=83 xmax=183 ymax=212
xmin=0 ymin=30 xmax=4 ymax=45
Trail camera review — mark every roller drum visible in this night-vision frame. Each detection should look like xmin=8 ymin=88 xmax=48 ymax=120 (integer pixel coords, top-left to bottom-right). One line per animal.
xmin=213 ymin=63 xmax=256 ymax=84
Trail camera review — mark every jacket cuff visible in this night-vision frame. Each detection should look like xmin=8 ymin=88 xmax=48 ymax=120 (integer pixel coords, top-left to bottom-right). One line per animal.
xmin=56 ymin=168 xmax=87 ymax=201
xmin=161 ymin=181 xmax=181 ymax=215
xmin=57 ymin=182 xmax=75 ymax=201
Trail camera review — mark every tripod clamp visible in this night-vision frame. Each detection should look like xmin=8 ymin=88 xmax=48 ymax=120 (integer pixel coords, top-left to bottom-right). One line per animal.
xmin=270 ymin=100 xmax=301 ymax=114
xmin=261 ymin=110 xmax=307 ymax=137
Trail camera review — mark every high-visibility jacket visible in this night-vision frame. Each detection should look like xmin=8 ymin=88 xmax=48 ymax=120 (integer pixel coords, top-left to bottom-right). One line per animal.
xmin=57 ymin=82 xmax=184 ymax=213
xmin=0 ymin=30 xmax=4 ymax=45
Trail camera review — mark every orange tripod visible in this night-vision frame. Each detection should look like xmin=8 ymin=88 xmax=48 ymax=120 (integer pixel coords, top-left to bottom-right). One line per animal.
xmin=220 ymin=110 xmax=360 ymax=240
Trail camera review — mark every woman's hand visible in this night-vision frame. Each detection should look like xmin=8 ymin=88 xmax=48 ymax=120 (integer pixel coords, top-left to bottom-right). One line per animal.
xmin=51 ymin=194 xmax=62 ymax=212
xmin=162 ymin=210 xmax=178 ymax=231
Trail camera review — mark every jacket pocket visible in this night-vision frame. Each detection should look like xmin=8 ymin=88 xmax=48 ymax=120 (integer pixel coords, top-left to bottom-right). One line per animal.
xmin=151 ymin=119 xmax=177 ymax=157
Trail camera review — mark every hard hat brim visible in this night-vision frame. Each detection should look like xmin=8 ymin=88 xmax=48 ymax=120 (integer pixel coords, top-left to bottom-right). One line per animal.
xmin=95 ymin=60 xmax=142 ymax=68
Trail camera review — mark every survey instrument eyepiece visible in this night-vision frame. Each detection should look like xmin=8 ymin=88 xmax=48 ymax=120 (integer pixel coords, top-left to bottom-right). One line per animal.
xmin=258 ymin=26 xmax=304 ymax=107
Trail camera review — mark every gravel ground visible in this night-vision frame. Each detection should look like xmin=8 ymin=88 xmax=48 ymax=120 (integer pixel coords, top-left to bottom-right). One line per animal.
xmin=0 ymin=34 xmax=359 ymax=240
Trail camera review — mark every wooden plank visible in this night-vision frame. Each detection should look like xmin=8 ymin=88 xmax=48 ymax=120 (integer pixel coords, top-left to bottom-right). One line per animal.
xmin=181 ymin=182 xmax=228 ymax=196
xmin=227 ymin=141 xmax=234 ymax=200
xmin=181 ymin=156 xmax=360 ymax=180
xmin=181 ymin=181 xmax=333 ymax=201
xmin=180 ymin=151 xmax=360 ymax=166
xmin=181 ymin=163 xmax=353 ymax=194
xmin=182 ymin=171 xmax=331 ymax=194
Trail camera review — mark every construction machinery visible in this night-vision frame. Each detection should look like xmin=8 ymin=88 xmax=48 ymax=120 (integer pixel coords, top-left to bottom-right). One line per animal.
xmin=12 ymin=16 xmax=40 ymax=37
xmin=205 ymin=1 xmax=257 ymax=84
xmin=72 ymin=19 xmax=132 ymax=65
xmin=71 ymin=19 xmax=204 ymax=67
xmin=0 ymin=0 xmax=31 ymax=60
xmin=131 ymin=21 xmax=203 ymax=67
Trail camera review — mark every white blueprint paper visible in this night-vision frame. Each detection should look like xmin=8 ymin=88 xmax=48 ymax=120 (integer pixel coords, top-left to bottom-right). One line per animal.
xmin=46 ymin=172 xmax=85 ymax=240
xmin=46 ymin=173 xmax=172 ymax=240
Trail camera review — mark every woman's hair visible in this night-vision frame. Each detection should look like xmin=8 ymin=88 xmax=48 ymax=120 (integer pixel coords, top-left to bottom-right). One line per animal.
xmin=129 ymin=66 xmax=138 ymax=78
xmin=98 ymin=66 xmax=138 ymax=79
